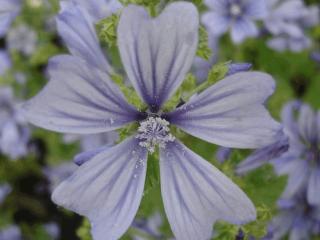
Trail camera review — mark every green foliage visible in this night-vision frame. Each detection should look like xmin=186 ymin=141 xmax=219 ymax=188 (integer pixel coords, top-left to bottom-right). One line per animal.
xmin=163 ymin=73 xmax=197 ymax=111
xmin=144 ymin=153 xmax=160 ymax=196
xmin=197 ymin=26 xmax=212 ymax=60
xmin=77 ymin=219 xmax=92 ymax=240
xmin=183 ymin=62 xmax=229 ymax=101
xmin=29 ymin=43 xmax=60 ymax=66
xmin=97 ymin=14 xmax=120 ymax=48
xmin=117 ymin=122 xmax=139 ymax=141
xmin=111 ymin=74 xmax=146 ymax=110
xmin=119 ymin=0 xmax=160 ymax=7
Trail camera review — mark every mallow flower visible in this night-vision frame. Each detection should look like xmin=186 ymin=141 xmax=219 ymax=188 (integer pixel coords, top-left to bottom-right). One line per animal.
xmin=7 ymin=24 xmax=37 ymax=56
xmin=23 ymin=2 xmax=282 ymax=240
xmin=0 ymin=87 xmax=30 ymax=159
xmin=264 ymin=0 xmax=319 ymax=52
xmin=202 ymin=0 xmax=268 ymax=44
xmin=269 ymin=192 xmax=320 ymax=240
xmin=237 ymin=100 xmax=320 ymax=206
xmin=270 ymin=101 xmax=320 ymax=206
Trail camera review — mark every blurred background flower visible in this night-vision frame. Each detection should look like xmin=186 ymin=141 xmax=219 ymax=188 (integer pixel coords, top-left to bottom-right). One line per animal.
xmin=0 ymin=0 xmax=319 ymax=239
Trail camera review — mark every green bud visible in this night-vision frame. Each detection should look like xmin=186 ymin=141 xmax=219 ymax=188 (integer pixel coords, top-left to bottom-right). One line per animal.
xmin=196 ymin=26 xmax=212 ymax=61
xmin=97 ymin=14 xmax=119 ymax=48
xmin=207 ymin=62 xmax=229 ymax=84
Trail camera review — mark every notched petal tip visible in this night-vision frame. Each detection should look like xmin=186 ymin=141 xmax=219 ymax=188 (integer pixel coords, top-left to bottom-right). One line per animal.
xmin=117 ymin=1 xmax=199 ymax=110
xmin=51 ymin=137 xmax=148 ymax=240
xmin=160 ymin=140 xmax=256 ymax=240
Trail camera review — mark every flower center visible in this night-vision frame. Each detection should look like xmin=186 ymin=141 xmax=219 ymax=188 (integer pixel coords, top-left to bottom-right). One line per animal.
xmin=230 ymin=4 xmax=242 ymax=17
xmin=136 ymin=117 xmax=175 ymax=153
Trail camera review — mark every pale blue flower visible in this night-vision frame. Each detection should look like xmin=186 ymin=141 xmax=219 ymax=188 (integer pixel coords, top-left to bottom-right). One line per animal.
xmin=269 ymin=193 xmax=320 ymax=240
xmin=270 ymin=101 xmax=320 ymax=206
xmin=0 ymin=0 xmax=21 ymax=38
xmin=23 ymin=3 xmax=282 ymax=240
xmin=202 ymin=0 xmax=268 ymax=43
xmin=238 ymin=101 xmax=320 ymax=207
xmin=264 ymin=0 xmax=319 ymax=52
xmin=0 ymin=87 xmax=30 ymax=159
xmin=7 ymin=24 xmax=37 ymax=56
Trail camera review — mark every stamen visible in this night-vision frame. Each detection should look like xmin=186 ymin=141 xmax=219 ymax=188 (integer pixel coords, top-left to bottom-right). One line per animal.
xmin=230 ymin=4 xmax=242 ymax=16
xmin=136 ymin=117 xmax=175 ymax=153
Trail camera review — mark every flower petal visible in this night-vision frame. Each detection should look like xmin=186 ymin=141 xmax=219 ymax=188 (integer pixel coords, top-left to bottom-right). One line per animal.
xmin=267 ymin=37 xmax=287 ymax=52
xmin=167 ymin=72 xmax=281 ymax=149
xmin=56 ymin=4 xmax=112 ymax=73
xmin=117 ymin=2 xmax=199 ymax=111
xmin=230 ymin=18 xmax=258 ymax=44
xmin=52 ymin=136 xmax=148 ymax=240
xmin=236 ymin=134 xmax=289 ymax=175
xmin=270 ymin=211 xmax=295 ymax=240
xmin=61 ymin=0 xmax=122 ymax=23
xmin=289 ymin=218 xmax=309 ymax=240
xmin=0 ymin=0 xmax=20 ymax=37
xmin=204 ymin=0 xmax=228 ymax=11
xmin=160 ymin=140 xmax=256 ymax=240
xmin=244 ymin=0 xmax=268 ymax=19
xmin=73 ymin=145 xmax=111 ymax=166
xmin=202 ymin=12 xmax=230 ymax=36
xmin=307 ymin=167 xmax=320 ymax=206
xmin=297 ymin=103 xmax=317 ymax=144
xmin=23 ymin=55 xmax=140 ymax=134
xmin=226 ymin=62 xmax=252 ymax=76
xmin=279 ymin=159 xmax=310 ymax=199
xmin=281 ymin=101 xmax=300 ymax=137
